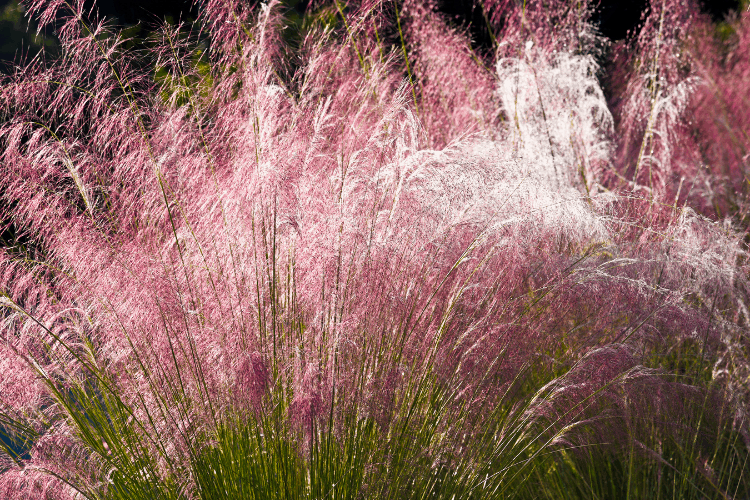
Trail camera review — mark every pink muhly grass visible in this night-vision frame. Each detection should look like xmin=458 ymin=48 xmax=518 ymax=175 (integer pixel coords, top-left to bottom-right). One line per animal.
xmin=608 ymin=0 xmax=750 ymax=219
xmin=608 ymin=0 xmax=703 ymax=201
xmin=0 ymin=0 xmax=748 ymax=498
xmin=685 ymin=10 xmax=750 ymax=219
xmin=399 ymin=0 xmax=500 ymax=147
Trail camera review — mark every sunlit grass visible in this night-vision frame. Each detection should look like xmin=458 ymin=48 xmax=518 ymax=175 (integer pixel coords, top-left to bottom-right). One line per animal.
xmin=1 ymin=0 xmax=749 ymax=498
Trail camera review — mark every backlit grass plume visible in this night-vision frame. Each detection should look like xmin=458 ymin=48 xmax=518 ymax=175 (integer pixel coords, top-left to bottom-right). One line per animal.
xmin=0 ymin=0 xmax=748 ymax=498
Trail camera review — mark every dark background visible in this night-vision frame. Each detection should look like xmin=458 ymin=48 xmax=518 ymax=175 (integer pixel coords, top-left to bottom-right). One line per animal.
xmin=0 ymin=0 xmax=743 ymax=71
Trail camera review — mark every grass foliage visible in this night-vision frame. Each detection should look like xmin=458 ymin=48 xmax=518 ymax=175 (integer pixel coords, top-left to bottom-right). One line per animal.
xmin=0 ymin=0 xmax=749 ymax=498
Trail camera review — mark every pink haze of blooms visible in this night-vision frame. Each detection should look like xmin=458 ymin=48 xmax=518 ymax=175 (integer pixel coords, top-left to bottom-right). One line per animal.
xmin=0 ymin=0 xmax=748 ymax=496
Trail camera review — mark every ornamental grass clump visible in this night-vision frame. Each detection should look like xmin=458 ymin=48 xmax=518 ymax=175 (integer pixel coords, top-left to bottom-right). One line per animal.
xmin=0 ymin=0 xmax=748 ymax=498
